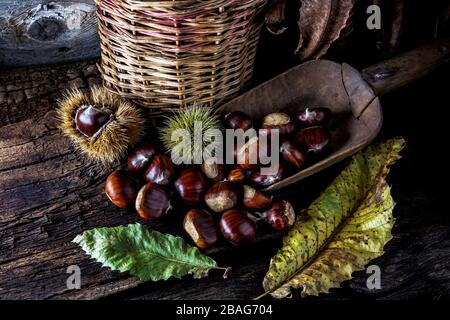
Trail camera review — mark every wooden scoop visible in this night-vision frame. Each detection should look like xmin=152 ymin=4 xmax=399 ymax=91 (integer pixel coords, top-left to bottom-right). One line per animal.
xmin=217 ymin=37 xmax=450 ymax=192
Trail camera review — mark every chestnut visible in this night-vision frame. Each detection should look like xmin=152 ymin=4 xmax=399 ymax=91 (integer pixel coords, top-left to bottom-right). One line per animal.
xmin=135 ymin=182 xmax=171 ymax=220
xmin=295 ymin=126 xmax=330 ymax=154
xmin=263 ymin=200 xmax=295 ymax=232
xmin=174 ymin=168 xmax=208 ymax=205
xmin=236 ymin=136 xmax=259 ymax=170
xmin=261 ymin=112 xmax=295 ymax=141
xmin=127 ymin=143 xmax=158 ymax=175
xmin=280 ymin=141 xmax=306 ymax=169
xmin=201 ymin=157 xmax=226 ymax=182
xmin=242 ymin=185 xmax=272 ymax=210
xmin=144 ymin=154 xmax=175 ymax=185
xmin=224 ymin=111 xmax=253 ymax=131
xmin=204 ymin=181 xmax=240 ymax=213
xmin=227 ymin=167 xmax=248 ymax=184
xmin=105 ymin=169 xmax=140 ymax=208
xmin=225 ymin=141 xmax=239 ymax=163
xmin=220 ymin=209 xmax=257 ymax=246
xmin=249 ymin=162 xmax=285 ymax=187
xmin=296 ymin=107 xmax=331 ymax=127
xmin=75 ymin=104 xmax=110 ymax=138
xmin=183 ymin=209 xmax=220 ymax=249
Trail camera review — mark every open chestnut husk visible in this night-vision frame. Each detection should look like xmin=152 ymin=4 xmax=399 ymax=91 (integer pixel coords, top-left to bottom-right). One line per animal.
xmin=243 ymin=185 xmax=272 ymax=210
xmin=296 ymin=107 xmax=331 ymax=127
xmin=261 ymin=112 xmax=295 ymax=140
xmin=228 ymin=167 xmax=248 ymax=184
xmin=280 ymin=141 xmax=306 ymax=169
xmin=174 ymin=168 xmax=208 ymax=205
xmin=135 ymin=183 xmax=172 ymax=220
xmin=263 ymin=200 xmax=295 ymax=232
xmin=249 ymin=161 xmax=285 ymax=187
xmin=295 ymin=126 xmax=330 ymax=154
xmin=57 ymin=87 xmax=145 ymax=164
xmin=201 ymin=157 xmax=226 ymax=182
xmin=144 ymin=154 xmax=175 ymax=185
xmin=205 ymin=181 xmax=240 ymax=213
xmin=183 ymin=209 xmax=220 ymax=249
xmin=225 ymin=111 xmax=253 ymax=131
xmin=105 ymin=169 xmax=140 ymax=209
xmin=128 ymin=143 xmax=158 ymax=175
xmin=220 ymin=209 xmax=257 ymax=246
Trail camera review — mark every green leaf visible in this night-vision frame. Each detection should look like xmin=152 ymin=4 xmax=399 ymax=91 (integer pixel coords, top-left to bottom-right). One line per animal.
xmin=260 ymin=137 xmax=405 ymax=299
xmin=74 ymin=223 xmax=223 ymax=281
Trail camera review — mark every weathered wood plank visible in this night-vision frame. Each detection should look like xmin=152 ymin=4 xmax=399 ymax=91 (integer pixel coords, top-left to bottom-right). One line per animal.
xmin=0 ymin=61 xmax=293 ymax=299
xmin=0 ymin=0 xmax=99 ymax=69
xmin=0 ymin=59 xmax=100 ymax=125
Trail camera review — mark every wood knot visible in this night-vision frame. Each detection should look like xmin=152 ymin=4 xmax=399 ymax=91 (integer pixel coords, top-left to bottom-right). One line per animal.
xmin=27 ymin=17 xmax=66 ymax=41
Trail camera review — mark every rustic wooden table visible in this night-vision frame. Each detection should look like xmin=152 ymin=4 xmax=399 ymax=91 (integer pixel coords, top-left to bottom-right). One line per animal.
xmin=0 ymin=59 xmax=449 ymax=300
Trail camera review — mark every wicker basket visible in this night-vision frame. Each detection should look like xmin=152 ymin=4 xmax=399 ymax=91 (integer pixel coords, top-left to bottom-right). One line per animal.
xmin=96 ymin=0 xmax=268 ymax=116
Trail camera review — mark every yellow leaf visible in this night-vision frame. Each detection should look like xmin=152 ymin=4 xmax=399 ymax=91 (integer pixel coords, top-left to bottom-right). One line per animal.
xmin=261 ymin=138 xmax=405 ymax=299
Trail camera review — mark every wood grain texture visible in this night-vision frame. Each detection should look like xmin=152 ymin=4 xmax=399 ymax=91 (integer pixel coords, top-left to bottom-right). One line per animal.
xmin=0 ymin=0 xmax=99 ymax=69
xmin=0 ymin=60 xmax=449 ymax=300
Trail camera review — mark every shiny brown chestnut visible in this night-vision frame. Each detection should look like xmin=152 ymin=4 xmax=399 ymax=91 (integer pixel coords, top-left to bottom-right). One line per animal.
xmin=296 ymin=107 xmax=331 ymax=127
xmin=225 ymin=141 xmax=238 ymax=163
xmin=220 ymin=209 xmax=257 ymax=246
xmin=75 ymin=104 xmax=110 ymax=138
xmin=201 ymin=157 xmax=226 ymax=182
xmin=295 ymin=126 xmax=330 ymax=154
xmin=174 ymin=168 xmax=208 ymax=205
xmin=183 ymin=209 xmax=220 ymax=249
xmin=227 ymin=167 xmax=248 ymax=184
xmin=280 ymin=141 xmax=306 ymax=169
xmin=105 ymin=169 xmax=140 ymax=208
xmin=144 ymin=154 xmax=175 ymax=185
xmin=205 ymin=181 xmax=239 ymax=213
xmin=135 ymin=182 xmax=171 ymax=220
xmin=236 ymin=136 xmax=259 ymax=170
xmin=261 ymin=112 xmax=295 ymax=140
xmin=225 ymin=111 xmax=253 ymax=131
xmin=263 ymin=200 xmax=295 ymax=232
xmin=127 ymin=143 xmax=158 ymax=175
xmin=249 ymin=162 xmax=285 ymax=187
xmin=242 ymin=185 xmax=272 ymax=210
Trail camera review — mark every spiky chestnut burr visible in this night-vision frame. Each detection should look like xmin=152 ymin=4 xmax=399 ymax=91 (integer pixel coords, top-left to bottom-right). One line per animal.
xmin=57 ymin=86 xmax=146 ymax=165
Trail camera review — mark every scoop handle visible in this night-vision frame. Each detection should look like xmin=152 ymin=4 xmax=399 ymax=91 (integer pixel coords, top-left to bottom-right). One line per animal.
xmin=362 ymin=37 xmax=450 ymax=97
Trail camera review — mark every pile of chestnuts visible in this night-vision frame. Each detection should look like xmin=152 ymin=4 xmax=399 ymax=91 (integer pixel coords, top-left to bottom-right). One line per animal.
xmin=104 ymin=107 xmax=332 ymax=249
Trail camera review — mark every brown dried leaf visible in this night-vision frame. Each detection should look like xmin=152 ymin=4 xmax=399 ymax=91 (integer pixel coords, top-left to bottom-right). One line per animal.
xmin=296 ymin=0 xmax=356 ymax=60
xmin=296 ymin=0 xmax=333 ymax=59
xmin=313 ymin=0 xmax=356 ymax=59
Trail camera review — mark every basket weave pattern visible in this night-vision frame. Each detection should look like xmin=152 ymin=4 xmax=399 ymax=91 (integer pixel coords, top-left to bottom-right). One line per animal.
xmin=96 ymin=0 xmax=267 ymax=115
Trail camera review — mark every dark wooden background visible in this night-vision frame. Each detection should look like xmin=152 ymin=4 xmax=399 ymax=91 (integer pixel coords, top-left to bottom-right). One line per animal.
xmin=0 ymin=0 xmax=449 ymax=300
